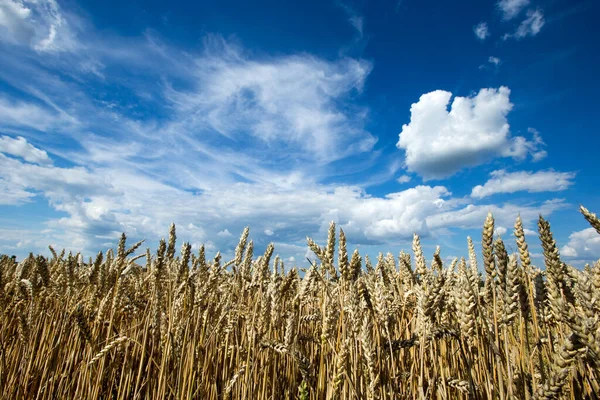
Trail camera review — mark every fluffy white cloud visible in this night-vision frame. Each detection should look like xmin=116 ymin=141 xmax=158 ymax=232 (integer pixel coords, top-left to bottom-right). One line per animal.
xmin=504 ymin=9 xmax=545 ymax=40
xmin=473 ymin=22 xmax=489 ymax=40
xmin=396 ymin=87 xmax=544 ymax=179
xmin=397 ymin=175 xmax=411 ymax=184
xmin=561 ymin=228 xmax=600 ymax=261
xmin=0 ymin=149 xmax=450 ymax=254
xmin=0 ymin=14 xmax=571 ymax=265
xmin=0 ymin=140 xmax=570 ymax=262
xmin=0 ymin=135 xmax=51 ymax=164
xmin=217 ymin=229 xmax=233 ymax=238
xmin=495 ymin=226 xmax=508 ymax=236
xmin=471 ymin=169 xmax=576 ymax=198
xmin=497 ymin=0 xmax=530 ymax=20
xmin=0 ymin=0 xmax=76 ymax=51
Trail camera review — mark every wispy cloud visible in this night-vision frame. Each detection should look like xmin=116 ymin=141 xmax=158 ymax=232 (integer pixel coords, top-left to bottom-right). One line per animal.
xmin=473 ymin=22 xmax=490 ymax=40
xmin=471 ymin=169 xmax=576 ymax=198
xmin=497 ymin=0 xmax=530 ymax=20
xmin=488 ymin=56 xmax=501 ymax=66
xmin=503 ymin=9 xmax=545 ymax=40
xmin=479 ymin=56 xmax=502 ymax=71
xmin=0 ymin=136 xmax=568 ymax=259
xmin=0 ymin=2 xmax=579 ymax=263
xmin=0 ymin=0 xmax=77 ymax=52
xmin=163 ymin=36 xmax=375 ymax=165
xmin=336 ymin=1 xmax=365 ymax=37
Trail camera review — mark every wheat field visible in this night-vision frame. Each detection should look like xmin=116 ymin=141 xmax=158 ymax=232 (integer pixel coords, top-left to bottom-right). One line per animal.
xmin=1 ymin=206 xmax=599 ymax=399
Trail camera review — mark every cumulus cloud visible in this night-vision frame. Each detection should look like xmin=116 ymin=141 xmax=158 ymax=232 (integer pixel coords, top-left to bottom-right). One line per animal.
xmin=561 ymin=228 xmax=600 ymax=261
xmin=396 ymin=87 xmax=544 ymax=179
xmin=0 ymin=140 xmax=570 ymax=261
xmin=504 ymin=9 xmax=545 ymax=40
xmin=473 ymin=22 xmax=490 ymax=40
xmin=0 ymin=0 xmax=76 ymax=51
xmin=495 ymin=226 xmax=508 ymax=236
xmin=0 ymin=9 xmax=571 ymax=263
xmin=0 ymin=135 xmax=51 ymax=164
xmin=397 ymin=175 xmax=411 ymax=184
xmin=217 ymin=229 xmax=233 ymax=237
xmin=0 ymin=147 xmax=450 ymax=254
xmin=471 ymin=169 xmax=576 ymax=198
xmin=497 ymin=0 xmax=530 ymax=20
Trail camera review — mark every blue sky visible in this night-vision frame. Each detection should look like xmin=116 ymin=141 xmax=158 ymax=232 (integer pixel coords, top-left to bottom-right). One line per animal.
xmin=0 ymin=0 xmax=598 ymax=267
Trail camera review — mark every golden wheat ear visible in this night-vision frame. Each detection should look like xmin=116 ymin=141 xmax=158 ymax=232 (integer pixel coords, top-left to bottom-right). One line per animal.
xmin=580 ymin=205 xmax=600 ymax=235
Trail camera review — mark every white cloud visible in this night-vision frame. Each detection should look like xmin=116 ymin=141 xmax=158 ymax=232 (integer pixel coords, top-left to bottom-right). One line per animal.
xmin=348 ymin=15 xmax=364 ymax=36
xmin=397 ymin=174 xmax=411 ymax=184
xmin=473 ymin=22 xmax=490 ymax=40
xmin=504 ymin=9 xmax=545 ymax=40
xmin=0 ymin=97 xmax=77 ymax=132
xmin=527 ymin=128 xmax=547 ymax=161
xmin=488 ymin=56 xmax=501 ymax=66
xmin=337 ymin=1 xmax=364 ymax=37
xmin=561 ymin=228 xmax=600 ymax=261
xmin=264 ymin=229 xmax=274 ymax=236
xmin=164 ymin=36 xmax=375 ymax=165
xmin=0 ymin=0 xmax=76 ymax=52
xmin=471 ymin=169 xmax=576 ymax=199
xmin=0 ymin=135 xmax=51 ymax=164
xmin=396 ymin=87 xmax=544 ymax=179
xmin=0 ymin=144 xmax=570 ymax=260
xmin=0 ymin=142 xmax=447 ymax=251
xmin=495 ymin=226 xmax=507 ymax=236
xmin=426 ymin=199 xmax=567 ymax=233
xmin=0 ymin=177 xmax=35 ymax=204
xmin=217 ymin=229 xmax=233 ymax=237
xmin=480 ymin=57 xmax=501 ymax=70
xmin=561 ymin=245 xmax=578 ymax=257
xmin=0 ymin=14 xmax=572 ymax=263
xmin=497 ymin=0 xmax=530 ymax=20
